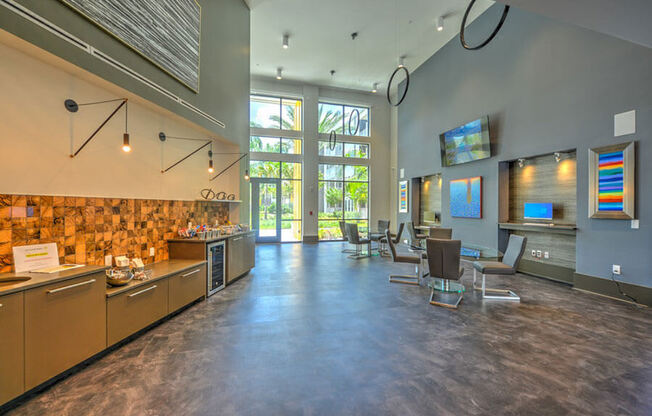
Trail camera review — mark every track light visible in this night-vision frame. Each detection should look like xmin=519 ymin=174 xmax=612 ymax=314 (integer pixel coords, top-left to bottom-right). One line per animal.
xmin=372 ymin=82 xmax=379 ymax=93
xmin=436 ymin=16 xmax=444 ymax=32
xmin=282 ymin=34 xmax=289 ymax=49
xmin=554 ymin=152 xmax=561 ymax=163
xmin=276 ymin=67 xmax=283 ymax=80
xmin=122 ymin=133 xmax=131 ymax=153
xmin=518 ymin=158 xmax=525 ymax=168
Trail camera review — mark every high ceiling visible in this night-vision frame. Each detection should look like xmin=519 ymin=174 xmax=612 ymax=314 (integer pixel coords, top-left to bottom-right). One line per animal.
xmin=248 ymin=0 xmax=493 ymax=93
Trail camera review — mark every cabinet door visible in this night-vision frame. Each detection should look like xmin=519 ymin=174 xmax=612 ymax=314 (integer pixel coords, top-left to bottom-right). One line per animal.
xmin=0 ymin=292 xmax=24 ymax=404
xmin=25 ymin=273 xmax=106 ymax=390
xmin=169 ymin=265 xmax=206 ymax=313
xmin=244 ymin=233 xmax=256 ymax=270
xmin=107 ymin=279 xmax=168 ymax=346
xmin=227 ymin=236 xmax=244 ymax=283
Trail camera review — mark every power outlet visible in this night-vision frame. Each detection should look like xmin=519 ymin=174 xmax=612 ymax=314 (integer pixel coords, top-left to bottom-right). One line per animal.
xmin=149 ymin=247 xmax=155 ymax=257
xmin=536 ymin=250 xmax=542 ymax=258
xmin=544 ymin=251 xmax=549 ymax=259
xmin=531 ymin=249 xmax=537 ymax=257
xmin=612 ymin=264 xmax=621 ymax=275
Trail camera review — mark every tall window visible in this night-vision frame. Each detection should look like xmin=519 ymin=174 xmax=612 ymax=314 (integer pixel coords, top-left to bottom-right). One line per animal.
xmin=318 ymin=141 xmax=369 ymax=158
xmin=250 ymin=95 xmax=302 ymax=130
xmin=318 ymin=164 xmax=369 ymax=240
xmin=318 ymin=102 xmax=369 ymax=136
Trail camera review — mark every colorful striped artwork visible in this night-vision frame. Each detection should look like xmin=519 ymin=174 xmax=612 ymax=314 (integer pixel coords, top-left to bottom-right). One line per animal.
xmin=598 ymin=151 xmax=624 ymax=211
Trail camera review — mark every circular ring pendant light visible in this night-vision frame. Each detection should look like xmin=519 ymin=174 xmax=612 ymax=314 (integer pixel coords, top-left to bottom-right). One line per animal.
xmin=387 ymin=66 xmax=410 ymax=107
xmin=460 ymin=0 xmax=510 ymax=51
xmin=347 ymin=108 xmax=360 ymax=136
xmin=328 ymin=131 xmax=337 ymax=151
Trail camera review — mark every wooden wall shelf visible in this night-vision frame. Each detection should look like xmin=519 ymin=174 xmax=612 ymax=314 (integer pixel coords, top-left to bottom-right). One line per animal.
xmin=196 ymin=199 xmax=242 ymax=203
xmin=498 ymin=222 xmax=577 ymax=235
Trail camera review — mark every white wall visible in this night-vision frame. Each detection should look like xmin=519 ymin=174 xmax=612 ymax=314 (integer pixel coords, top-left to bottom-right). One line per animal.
xmin=0 ymin=34 xmax=243 ymax=221
xmin=250 ymin=77 xmax=392 ymax=240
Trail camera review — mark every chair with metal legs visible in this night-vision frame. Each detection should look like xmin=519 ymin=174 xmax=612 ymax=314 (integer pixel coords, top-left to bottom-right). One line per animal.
xmin=339 ymin=221 xmax=355 ymax=253
xmin=407 ymin=221 xmax=427 ymax=246
xmin=472 ymin=235 xmax=527 ymax=302
xmin=429 ymin=227 xmax=452 ymax=239
xmin=386 ymin=229 xmax=422 ymax=285
xmin=379 ymin=223 xmax=404 ymax=257
xmin=345 ymin=223 xmax=371 ymax=259
xmin=426 ymin=238 xmax=464 ymax=309
xmin=370 ymin=220 xmax=390 ymax=255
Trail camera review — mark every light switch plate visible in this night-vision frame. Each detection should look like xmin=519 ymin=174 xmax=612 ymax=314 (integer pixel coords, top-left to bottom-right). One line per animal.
xmin=149 ymin=247 xmax=155 ymax=257
xmin=631 ymin=219 xmax=639 ymax=229
xmin=612 ymin=264 xmax=621 ymax=275
xmin=104 ymin=254 xmax=112 ymax=267
xmin=399 ymin=168 xmax=405 ymax=179
xmin=614 ymin=110 xmax=635 ymax=136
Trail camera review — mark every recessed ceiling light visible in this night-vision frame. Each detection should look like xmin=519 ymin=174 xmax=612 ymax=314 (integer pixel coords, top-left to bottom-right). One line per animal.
xmin=436 ymin=16 xmax=444 ymax=32
xmin=282 ymin=34 xmax=289 ymax=49
xmin=276 ymin=67 xmax=283 ymax=80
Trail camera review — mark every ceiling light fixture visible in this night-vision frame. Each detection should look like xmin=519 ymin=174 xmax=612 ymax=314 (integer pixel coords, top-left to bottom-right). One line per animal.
xmin=518 ymin=158 xmax=525 ymax=168
xmin=208 ymin=150 xmax=214 ymax=173
xmin=282 ymin=34 xmax=289 ymax=49
xmin=554 ymin=152 xmax=561 ymax=163
xmin=436 ymin=16 xmax=444 ymax=32
xmin=276 ymin=67 xmax=283 ymax=80
xmin=372 ymin=82 xmax=379 ymax=93
xmin=398 ymin=56 xmax=406 ymax=68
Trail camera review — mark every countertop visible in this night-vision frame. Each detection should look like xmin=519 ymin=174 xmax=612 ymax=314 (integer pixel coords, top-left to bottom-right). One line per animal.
xmin=167 ymin=230 xmax=254 ymax=244
xmin=0 ymin=265 xmax=108 ymax=296
xmin=105 ymin=259 xmax=206 ymax=298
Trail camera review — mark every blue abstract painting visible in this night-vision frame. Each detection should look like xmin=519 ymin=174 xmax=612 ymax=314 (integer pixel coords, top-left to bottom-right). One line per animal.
xmin=450 ymin=176 xmax=482 ymax=218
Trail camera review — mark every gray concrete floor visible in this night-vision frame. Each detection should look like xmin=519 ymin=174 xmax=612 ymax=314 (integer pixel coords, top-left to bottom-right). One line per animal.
xmin=6 ymin=242 xmax=652 ymax=415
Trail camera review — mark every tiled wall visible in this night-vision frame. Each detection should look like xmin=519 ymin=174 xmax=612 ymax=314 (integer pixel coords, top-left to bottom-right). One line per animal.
xmin=0 ymin=194 xmax=229 ymax=273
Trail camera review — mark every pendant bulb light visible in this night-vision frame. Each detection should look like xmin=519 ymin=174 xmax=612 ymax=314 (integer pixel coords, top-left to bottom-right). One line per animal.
xmin=276 ymin=67 xmax=283 ymax=80
xmin=372 ymin=82 xmax=379 ymax=93
xmin=398 ymin=56 xmax=405 ymax=68
xmin=436 ymin=16 xmax=444 ymax=32
xmin=122 ymin=133 xmax=131 ymax=153
xmin=208 ymin=149 xmax=214 ymax=173
xmin=282 ymin=34 xmax=289 ymax=49
xmin=244 ymin=169 xmax=250 ymax=181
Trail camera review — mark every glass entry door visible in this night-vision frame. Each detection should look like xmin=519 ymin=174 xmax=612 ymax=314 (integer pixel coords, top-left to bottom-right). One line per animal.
xmin=251 ymin=178 xmax=282 ymax=243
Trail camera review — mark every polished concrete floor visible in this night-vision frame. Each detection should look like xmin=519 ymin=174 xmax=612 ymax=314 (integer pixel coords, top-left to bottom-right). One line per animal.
xmin=6 ymin=243 xmax=652 ymax=416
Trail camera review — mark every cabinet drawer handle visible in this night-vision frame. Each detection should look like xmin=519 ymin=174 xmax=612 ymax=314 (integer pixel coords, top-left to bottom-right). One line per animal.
xmin=181 ymin=269 xmax=200 ymax=277
xmin=232 ymin=237 xmax=242 ymax=241
xmin=128 ymin=285 xmax=157 ymax=298
xmin=47 ymin=278 xmax=96 ymax=294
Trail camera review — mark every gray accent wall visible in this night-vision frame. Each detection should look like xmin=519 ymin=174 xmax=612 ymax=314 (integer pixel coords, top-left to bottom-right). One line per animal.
xmin=397 ymin=5 xmax=651 ymax=288
xmin=0 ymin=0 xmax=249 ymax=145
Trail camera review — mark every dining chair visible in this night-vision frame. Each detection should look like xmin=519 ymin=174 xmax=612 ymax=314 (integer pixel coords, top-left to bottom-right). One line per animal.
xmin=345 ymin=223 xmax=371 ymax=259
xmin=426 ymin=238 xmax=464 ymax=309
xmin=379 ymin=223 xmax=404 ymax=257
xmin=386 ymin=229 xmax=422 ymax=285
xmin=339 ymin=221 xmax=355 ymax=254
xmin=429 ymin=227 xmax=452 ymax=239
xmin=406 ymin=221 xmax=427 ymax=246
xmin=472 ymin=235 xmax=527 ymax=302
xmin=370 ymin=220 xmax=390 ymax=254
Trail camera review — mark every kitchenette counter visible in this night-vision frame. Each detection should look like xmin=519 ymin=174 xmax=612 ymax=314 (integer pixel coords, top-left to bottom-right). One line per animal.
xmin=166 ymin=230 xmax=254 ymax=244
xmin=105 ymin=259 xmax=206 ymax=298
xmin=0 ymin=265 xmax=108 ymax=296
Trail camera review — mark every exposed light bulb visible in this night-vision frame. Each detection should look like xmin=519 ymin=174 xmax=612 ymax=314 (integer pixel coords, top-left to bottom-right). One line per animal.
xmin=276 ymin=67 xmax=283 ymax=80
xmin=518 ymin=158 xmax=525 ymax=168
xmin=122 ymin=133 xmax=131 ymax=153
xmin=282 ymin=34 xmax=289 ymax=49
xmin=372 ymin=82 xmax=379 ymax=93
xmin=398 ymin=56 xmax=405 ymax=68
xmin=436 ymin=16 xmax=444 ymax=32
xmin=244 ymin=170 xmax=250 ymax=181
xmin=554 ymin=152 xmax=561 ymax=163
xmin=208 ymin=159 xmax=214 ymax=173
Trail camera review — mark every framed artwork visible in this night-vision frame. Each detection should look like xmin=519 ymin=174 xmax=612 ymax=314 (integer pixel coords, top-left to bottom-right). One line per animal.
xmin=450 ymin=176 xmax=482 ymax=218
xmin=60 ymin=0 xmax=201 ymax=91
xmin=588 ymin=141 xmax=635 ymax=219
xmin=399 ymin=180 xmax=409 ymax=213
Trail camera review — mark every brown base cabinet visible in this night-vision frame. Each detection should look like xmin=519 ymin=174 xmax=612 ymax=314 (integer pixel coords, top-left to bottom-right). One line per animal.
xmin=107 ymin=279 xmax=169 ymax=346
xmin=227 ymin=233 xmax=255 ymax=283
xmin=168 ymin=265 xmax=206 ymax=313
xmin=24 ymin=273 xmax=106 ymax=390
xmin=0 ymin=292 xmax=24 ymax=404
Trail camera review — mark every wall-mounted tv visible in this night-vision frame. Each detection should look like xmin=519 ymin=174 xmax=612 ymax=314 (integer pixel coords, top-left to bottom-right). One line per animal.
xmin=439 ymin=117 xmax=491 ymax=167
xmin=524 ymin=202 xmax=553 ymax=220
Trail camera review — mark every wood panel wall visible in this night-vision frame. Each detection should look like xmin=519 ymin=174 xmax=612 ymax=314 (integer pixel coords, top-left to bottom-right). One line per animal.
xmin=419 ymin=174 xmax=442 ymax=225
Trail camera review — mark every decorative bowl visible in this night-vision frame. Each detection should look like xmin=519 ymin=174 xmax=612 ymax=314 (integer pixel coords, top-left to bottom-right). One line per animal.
xmin=106 ymin=269 xmax=134 ymax=286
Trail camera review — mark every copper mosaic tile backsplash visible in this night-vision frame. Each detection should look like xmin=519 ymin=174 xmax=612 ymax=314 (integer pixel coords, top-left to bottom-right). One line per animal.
xmin=0 ymin=194 xmax=229 ymax=273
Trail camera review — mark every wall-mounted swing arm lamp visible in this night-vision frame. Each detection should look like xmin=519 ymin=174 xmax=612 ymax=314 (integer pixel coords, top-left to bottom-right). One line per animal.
xmin=209 ymin=152 xmax=250 ymax=182
xmin=65 ymin=98 xmax=129 ymax=157
xmin=159 ymin=132 xmax=214 ymax=173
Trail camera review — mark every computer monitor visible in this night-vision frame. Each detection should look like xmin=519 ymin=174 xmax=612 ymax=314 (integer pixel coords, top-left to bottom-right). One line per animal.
xmin=524 ymin=202 xmax=553 ymax=221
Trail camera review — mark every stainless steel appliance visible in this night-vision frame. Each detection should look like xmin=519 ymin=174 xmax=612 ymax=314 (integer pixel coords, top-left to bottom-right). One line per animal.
xmin=207 ymin=241 xmax=225 ymax=296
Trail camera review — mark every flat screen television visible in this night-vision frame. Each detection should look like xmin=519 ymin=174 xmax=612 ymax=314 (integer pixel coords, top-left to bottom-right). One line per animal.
xmin=523 ymin=202 xmax=553 ymax=220
xmin=439 ymin=116 xmax=491 ymax=167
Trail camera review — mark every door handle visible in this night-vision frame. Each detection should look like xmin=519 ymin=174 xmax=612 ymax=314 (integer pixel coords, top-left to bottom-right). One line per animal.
xmin=128 ymin=285 xmax=157 ymax=298
xmin=47 ymin=278 xmax=96 ymax=294
xmin=181 ymin=269 xmax=200 ymax=277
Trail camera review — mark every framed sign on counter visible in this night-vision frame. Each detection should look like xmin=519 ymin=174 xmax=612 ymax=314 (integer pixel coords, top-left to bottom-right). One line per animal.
xmin=399 ymin=180 xmax=409 ymax=213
